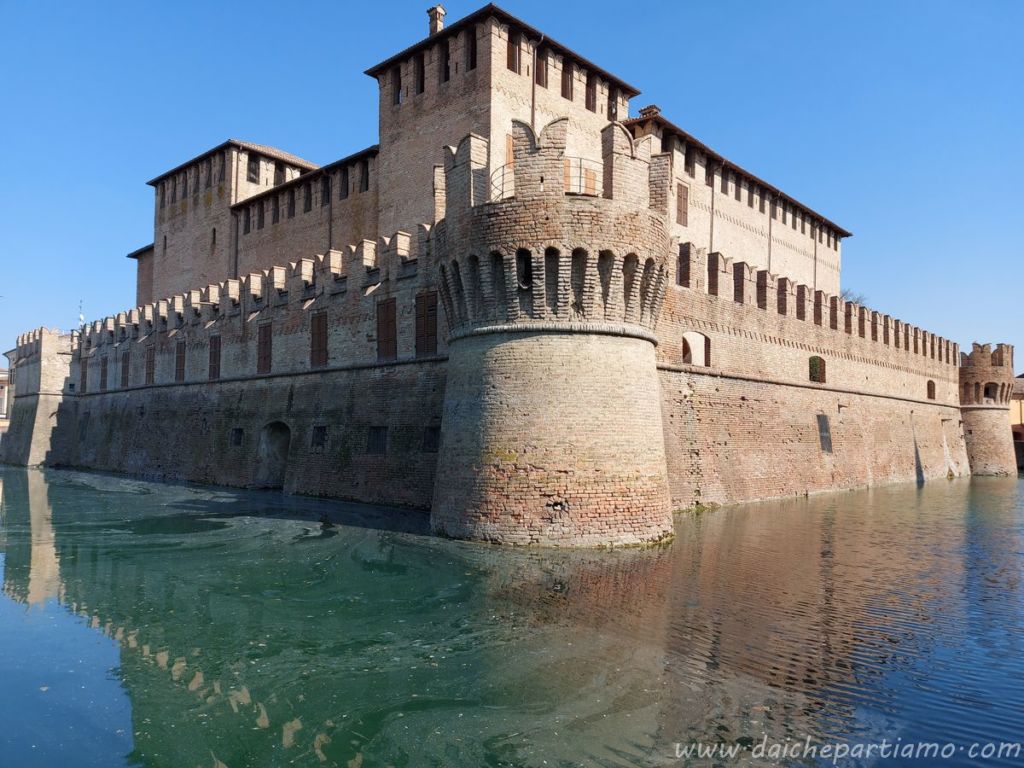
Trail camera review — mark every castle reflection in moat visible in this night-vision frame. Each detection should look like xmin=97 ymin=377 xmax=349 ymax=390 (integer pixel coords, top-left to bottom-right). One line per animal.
xmin=1 ymin=467 xmax=1022 ymax=767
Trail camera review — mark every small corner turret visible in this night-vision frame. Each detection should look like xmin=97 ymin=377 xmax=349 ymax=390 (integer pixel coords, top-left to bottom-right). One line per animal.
xmin=959 ymin=342 xmax=1017 ymax=475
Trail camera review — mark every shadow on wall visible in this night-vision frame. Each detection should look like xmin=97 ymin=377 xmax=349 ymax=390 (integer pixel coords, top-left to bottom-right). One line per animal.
xmin=253 ymin=421 xmax=291 ymax=490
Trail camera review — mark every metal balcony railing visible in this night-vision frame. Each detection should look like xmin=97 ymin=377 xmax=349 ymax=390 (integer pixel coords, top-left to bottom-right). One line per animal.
xmin=488 ymin=156 xmax=604 ymax=201
xmin=563 ymin=156 xmax=602 ymax=197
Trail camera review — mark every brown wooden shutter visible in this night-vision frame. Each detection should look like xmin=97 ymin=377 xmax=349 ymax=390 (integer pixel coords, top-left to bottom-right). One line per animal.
xmin=209 ymin=336 xmax=221 ymax=380
xmin=310 ymin=311 xmax=328 ymax=367
xmin=415 ymin=292 xmax=438 ymax=357
xmin=676 ymin=184 xmax=688 ymax=226
xmin=257 ymin=324 xmax=272 ymax=373
xmin=377 ymin=298 xmax=397 ymax=361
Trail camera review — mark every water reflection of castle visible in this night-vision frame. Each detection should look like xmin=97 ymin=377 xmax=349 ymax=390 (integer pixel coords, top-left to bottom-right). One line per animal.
xmin=1 ymin=469 xmax=1020 ymax=766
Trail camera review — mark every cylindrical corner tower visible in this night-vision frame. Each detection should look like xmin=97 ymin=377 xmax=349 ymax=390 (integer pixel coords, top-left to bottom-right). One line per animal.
xmin=959 ymin=342 xmax=1017 ymax=476
xmin=429 ymin=120 xmax=674 ymax=546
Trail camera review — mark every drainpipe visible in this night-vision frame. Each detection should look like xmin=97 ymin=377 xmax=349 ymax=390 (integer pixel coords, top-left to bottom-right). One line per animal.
xmin=531 ymin=35 xmax=544 ymax=130
xmin=709 ymin=163 xmax=716 ymax=254
xmin=327 ymin=172 xmax=334 ymax=252
xmin=232 ymin=211 xmax=239 ymax=279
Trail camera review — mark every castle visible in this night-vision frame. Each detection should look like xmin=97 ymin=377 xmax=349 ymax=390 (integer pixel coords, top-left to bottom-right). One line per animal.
xmin=2 ymin=4 xmax=1017 ymax=546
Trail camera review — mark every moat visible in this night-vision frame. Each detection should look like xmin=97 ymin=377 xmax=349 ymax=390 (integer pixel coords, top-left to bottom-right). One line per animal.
xmin=1 ymin=468 xmax=1023 ymax=767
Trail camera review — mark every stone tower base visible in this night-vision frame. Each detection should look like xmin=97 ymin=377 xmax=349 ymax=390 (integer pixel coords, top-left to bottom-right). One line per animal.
xmin=431 ymin=327 xmax=674 ymax=547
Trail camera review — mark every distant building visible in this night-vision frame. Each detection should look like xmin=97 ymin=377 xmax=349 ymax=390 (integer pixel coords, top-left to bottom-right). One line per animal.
xmin=0 ymin=368 xmax=10 ymax=442
xmin=1011 ymin=375 xmax=1024 ymax=469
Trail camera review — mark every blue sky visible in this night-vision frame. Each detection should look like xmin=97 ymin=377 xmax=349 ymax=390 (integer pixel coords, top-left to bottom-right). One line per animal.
xmin=1 ymin=0 xmax=1021 ymax=370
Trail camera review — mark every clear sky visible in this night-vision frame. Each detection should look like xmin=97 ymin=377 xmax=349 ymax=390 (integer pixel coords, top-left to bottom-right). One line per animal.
xmin=0 ymin=0 xmax=1020 ymax=370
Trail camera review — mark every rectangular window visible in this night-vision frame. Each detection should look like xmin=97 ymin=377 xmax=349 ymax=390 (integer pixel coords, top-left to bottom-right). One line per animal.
xmin=339 ymin=167 xmax=349 ymax=199
xmin=257 ymin=324 xmax=272 ymax=374
xmin=585 ymin=73 xmax=596 ymax=112
xmin=303 ymin=183 xmax=312 ymax=212
xmin=414 ymin=52 xmax=425 ymax=94
xmin=287 ymin=188 xmax=296 ymax=218
xmin=209 ymin=336 xmax=221 ymax=380
xmin=817 ymin=414 xmax=833 ymax=453
xmin=440 ymin=39 xmax=451 ymax=83
xmin=466 ymin=27 xmax=477 ymax=70
xmin=311 ymin=425 xmax=328 ymax=448
xmin=272 ymin=195 xmax=280 ymax=223
xmin=684 ymin=145 xmax=695 ymax=177
xmin=561 ymin=61 xmax=573 ymax=100
xmin=705 ymin=163 xmax=714 ymax=187
xmin=310 ymin=311 xmax=328 ymax=368
xmin=360 ymin=159 xmax=370 ymax=192
xmin=145 ymin=346 xmax=155 ymax=385
xmin=367 ymin=426 xmax=387 ymax=455
xmin=377 ymin=298 xmax=397 ymax=361
xmin=415 ymin=291 xmax=438 ymax=357
xmin=607 ymin=85 xmax=618 ymax=121
xmin=734 ymin=175 xmax=742 ymax=202
xmin=391 ymin=66 xmax=403 ymax=105
xmin=507 ymin=30 xmax=521 ymax=73
xmin=80 ymin=357 xmax=88 ymax=393
xmin=243 ymin=207 xmax=251 ymax=234
xmin=422 ymin=426 xmax=441 ymax=453
xmin=174 ymin=341 xmax=185 ymax=382
xmin=759 ymin=190 xmax=766 ymax=214
xmin=121 ymin=350 xmax=130 ymax=388
xmin=676 ymin=183 xmax=688 ymax=226
xmin=720 ymin=169 xmax=729 ymax=194
xmin=677 ymin=243 xmax=691 ymax=287
xmin=274 ymin=161 xmax=285 ymax=186
xmin=230 ymin=428 xmax=244 ymax=447
xmin=535 ymin=48 xmax=547 ymax=87
xmin=256 ymin=200 xmax=265 ymax=229
xmin=320 ymin=176 xmax=330 ymax=206
xmin=99 ymin=357 xmax=108 ymax=392
xmin=247 ymin=155 xmax=259 ymax=183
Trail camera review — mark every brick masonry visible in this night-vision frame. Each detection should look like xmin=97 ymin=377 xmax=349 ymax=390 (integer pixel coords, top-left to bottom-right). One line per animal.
xmin=2 ymin=4 xmax=1017 ymax=547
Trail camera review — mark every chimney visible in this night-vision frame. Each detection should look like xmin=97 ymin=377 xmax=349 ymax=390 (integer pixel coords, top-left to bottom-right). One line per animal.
xmin=427 ymin=5 xmax=446 ymax=34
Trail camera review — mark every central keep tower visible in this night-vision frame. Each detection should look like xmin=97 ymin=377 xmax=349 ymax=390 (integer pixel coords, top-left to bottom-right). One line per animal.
xmin=430 ymin=119 xmax=674 ymax=546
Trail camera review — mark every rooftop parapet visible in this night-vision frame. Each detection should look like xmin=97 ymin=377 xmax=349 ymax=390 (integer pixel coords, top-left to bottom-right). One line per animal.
xmin=678 ymin=244 xmax=960 ymax=373
xmin=959 ymin=343 xmax=1015 ymax=406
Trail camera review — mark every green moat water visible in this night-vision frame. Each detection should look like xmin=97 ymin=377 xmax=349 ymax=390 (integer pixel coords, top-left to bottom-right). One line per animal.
xmin=1 ymin=467 xmax=1023 ymax=767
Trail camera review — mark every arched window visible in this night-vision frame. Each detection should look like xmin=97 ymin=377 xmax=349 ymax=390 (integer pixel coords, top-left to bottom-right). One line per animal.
xmin=927 ymin=380 xmax=936 ymax=400
xmin=984 ymin=382 xmax=999 ymax=402
xmin=809 ymin=356 xmax=826 ymax=383
xmin=682 ymin=331 xmax=710 ymax=367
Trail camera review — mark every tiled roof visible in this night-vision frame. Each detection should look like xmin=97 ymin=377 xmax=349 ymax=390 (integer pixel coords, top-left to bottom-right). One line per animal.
xmin=229 ymin=145 xmax=379 ymax=210
xmin=147 ymin=140 xmax=319 ymax=186
xmin=126 ymin=243 xmax=154 ymax=260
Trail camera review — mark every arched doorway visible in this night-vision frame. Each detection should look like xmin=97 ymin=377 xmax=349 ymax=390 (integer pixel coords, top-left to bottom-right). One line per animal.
xmin=254 ymin=421 xmax=291 ymax=489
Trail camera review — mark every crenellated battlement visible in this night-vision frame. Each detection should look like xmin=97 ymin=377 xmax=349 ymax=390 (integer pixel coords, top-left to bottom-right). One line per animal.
xmin=433 ymin=119 xmax=672 ymax=342
xmin=959 ymin=343 xmax=1015 ymax=406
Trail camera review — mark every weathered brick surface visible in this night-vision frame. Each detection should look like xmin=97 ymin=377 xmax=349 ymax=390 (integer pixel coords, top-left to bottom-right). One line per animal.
xmin=958 ymin=343 xmax=1017 ymax=475
xmin=2 ymin=5 xmax=1016 ymax=547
